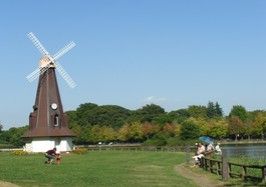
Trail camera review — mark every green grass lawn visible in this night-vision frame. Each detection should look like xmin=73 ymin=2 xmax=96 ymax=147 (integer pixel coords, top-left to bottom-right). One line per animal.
xmin=0 ymin=150 xmax=197 ymax=187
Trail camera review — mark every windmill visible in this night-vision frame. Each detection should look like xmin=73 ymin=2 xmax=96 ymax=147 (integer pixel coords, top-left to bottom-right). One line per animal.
xmin=23 ymin=32 xmax=76 ymax=153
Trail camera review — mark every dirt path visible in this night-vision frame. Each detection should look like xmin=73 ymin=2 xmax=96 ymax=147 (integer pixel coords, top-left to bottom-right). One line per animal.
xmin=175 ymin=164 xmax=224 ymax=187
xmin=0 ymin=181 xmax=20 ymax=187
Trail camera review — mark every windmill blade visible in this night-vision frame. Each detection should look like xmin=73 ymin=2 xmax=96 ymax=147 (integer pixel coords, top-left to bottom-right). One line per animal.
xmin=27 ymin=32 xmax=49 ymax=55
xmin=53 ymin=41 xmax=76 ymax=61
xmin=56 ymin=62 xmax=77 ymax=88
xmin=26 ymin=65 xmax=50 ymax=82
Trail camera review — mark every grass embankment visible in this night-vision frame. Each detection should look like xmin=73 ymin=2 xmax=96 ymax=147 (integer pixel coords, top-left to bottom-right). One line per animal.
xmin=0 ymin=150 xmax=197 ymax=187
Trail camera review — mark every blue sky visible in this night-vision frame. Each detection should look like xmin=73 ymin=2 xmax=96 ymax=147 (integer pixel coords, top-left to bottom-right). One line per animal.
xmin=0 ymin=1 xmax=266 ymax=129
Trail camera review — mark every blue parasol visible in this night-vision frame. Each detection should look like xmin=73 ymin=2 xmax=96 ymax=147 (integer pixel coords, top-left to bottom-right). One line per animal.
xmin=199 ymin=136 xmax=214 ymax=144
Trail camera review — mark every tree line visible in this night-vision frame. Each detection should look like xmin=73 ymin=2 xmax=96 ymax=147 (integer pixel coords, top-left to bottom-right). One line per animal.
xmin=1 ymin=102 xmax=266 ymax=146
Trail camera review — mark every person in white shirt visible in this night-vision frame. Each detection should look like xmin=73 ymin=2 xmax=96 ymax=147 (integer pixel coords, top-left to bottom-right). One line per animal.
xmin=215 ymin=143 xmax=222 ymax=155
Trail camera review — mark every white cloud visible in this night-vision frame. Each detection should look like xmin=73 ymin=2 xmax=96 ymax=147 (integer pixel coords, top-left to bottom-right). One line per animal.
xmin=143 ymin=96 xmax=167 ymax=103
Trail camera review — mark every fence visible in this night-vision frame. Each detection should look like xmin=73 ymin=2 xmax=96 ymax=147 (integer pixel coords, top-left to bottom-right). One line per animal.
xmin=77 ymin=144 xmax=188 ymax=152
xmin=200 ymin=157 xmax=266 ymax=182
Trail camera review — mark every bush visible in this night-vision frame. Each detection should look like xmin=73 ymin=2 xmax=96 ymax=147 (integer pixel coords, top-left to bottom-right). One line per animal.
xmin=143 ymin=133 xmax=168 ymax=146
xmin=72 ymin=148 xmax=88 ymax=154
xmin=11 ymin=150 xmax=28 ymax=156
xmin=180 ymin=120 xmax=200 ymax=140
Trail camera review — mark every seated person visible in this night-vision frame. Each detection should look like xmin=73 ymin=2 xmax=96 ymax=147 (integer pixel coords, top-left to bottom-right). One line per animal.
xmin=45 ymin=148 xmax=57 ymax=164
xmin=197 ymin=143 xmax=206 ymax=155
xmin=215 ymin=143 xmax=222 ymax=155
xmin=205 ymin=143 xmax=215 ymax=156
xmin=192 ymin=143 xmax=205 ymax=166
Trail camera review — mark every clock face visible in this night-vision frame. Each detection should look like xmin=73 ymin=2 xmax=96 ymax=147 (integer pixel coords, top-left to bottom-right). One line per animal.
xmin=51 ymin=103 xmax=58 ymax=110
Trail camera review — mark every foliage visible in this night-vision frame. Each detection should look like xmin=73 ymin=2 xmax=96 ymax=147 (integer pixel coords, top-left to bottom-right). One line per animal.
xmin=229 ymin=105 xmax=248 ymax=122
xmin=143 ymin=132 xmax=168 ymax=146
xmin=228 ymin=116 xmax=244 ymax=139
xmin=168 ymin=109 xmax=190 ymax=123
xmin=207 ymin=101 xmax=223 ymax=118
xmin=204 ymin=119 xmax=228 ymax=139
xmin=74 ymin=103 xmax=130 ymax=128
xmin=130 ymin=104 xmax=165 ymax=123
xmin=72 ymin=147 xmax=88 ymax=154
xmin=5 ymin=101 xmax=266 ymax=147
xmin=11 ymin=150 xmax=28 ymax=156
xmin=118 ymin=122 xmax=143 ymax=142
xmin=180 ymin=120 xmax=200 ymax=140
xmin=187 ymin=105 xmax=208 ymax=119
xmin=0 ymin=126 xmax=27 ymax=147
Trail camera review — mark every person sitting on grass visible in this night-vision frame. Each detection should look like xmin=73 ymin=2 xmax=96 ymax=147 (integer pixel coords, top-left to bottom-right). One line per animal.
xmin=45 ymin=148 xmax=57 ymax=164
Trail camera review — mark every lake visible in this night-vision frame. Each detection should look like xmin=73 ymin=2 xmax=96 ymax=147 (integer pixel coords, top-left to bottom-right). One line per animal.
xmin=222 ymin=143 xmax=266 ymax=158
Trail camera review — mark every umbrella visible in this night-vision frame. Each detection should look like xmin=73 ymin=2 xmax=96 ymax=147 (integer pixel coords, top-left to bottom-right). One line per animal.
xmin=199 ymin=136 xmax=214 ymax=144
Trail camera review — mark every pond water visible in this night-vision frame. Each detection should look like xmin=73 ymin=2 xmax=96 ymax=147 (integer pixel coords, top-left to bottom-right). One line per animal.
xmin=222 ymin=143 xmax=266 ymax=158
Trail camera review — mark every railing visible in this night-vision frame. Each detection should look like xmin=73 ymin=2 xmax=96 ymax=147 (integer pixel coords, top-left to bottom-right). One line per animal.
xmin=200 ymin=157 xmax=266 ymax=182
xmin=75 ymin=144 xmax=191 ymax=152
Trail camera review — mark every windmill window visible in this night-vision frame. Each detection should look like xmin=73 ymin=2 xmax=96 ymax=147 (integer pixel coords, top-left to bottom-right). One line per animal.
xmin=54 ymin=115 xmax=59 ymax=127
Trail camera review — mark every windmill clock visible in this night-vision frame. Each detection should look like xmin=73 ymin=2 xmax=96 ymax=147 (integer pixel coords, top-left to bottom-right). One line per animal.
xmin=23 ymin=32 xmax=76 ymax=153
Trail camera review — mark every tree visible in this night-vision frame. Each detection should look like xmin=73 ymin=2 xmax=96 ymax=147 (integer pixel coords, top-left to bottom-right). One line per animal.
xmin=76 ymin=103 xmax=98 ymax=126
xmin=252 ymin=113 xmax=266 ymax=139
xmin=229 ymin=105 xmax=248 ymax=122
xmin=141 ymin=122 xmax=159 ymax=140
xmin=118 ymin=122 xmax=143 ymax=142
xmin=206 ymin=119 xmax=228 ymax=139
xmin=131 ymin=104 xmax=165 ymax=122
xmin=180 ymin=120 xmax=200 ymax=140
xmin=207 ymin=101 xmax=223 ymax=118
xmin=215 ymin=102 xmax=223 ymax=117
xmin=0 ymin=122 xmax=2 ymax=132
xmin=152 ymin=114 xmax=174 ymax=125
xmin=162 ymin=123 xmax=176 ymax=137
xmin=168 ymin=109 xmax=190 ymax=124
xmin=228 ymin=116 xmax=245 ymax=140
xmin=101 ymin=126 xmax=117 ymax=142
xmin=75 ymin=103 xmax=131 ymax=129
xmin=207 ymin=101 xmax=216 ymax=118
xmin=0 ymin=126 xmax=28 ymax=146
xmin=187 ymin=105 xmax=207 ymax=119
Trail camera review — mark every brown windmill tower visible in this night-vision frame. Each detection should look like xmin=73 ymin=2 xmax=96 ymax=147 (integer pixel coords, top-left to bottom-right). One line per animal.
xmin=23 ymin=32 xmax=76 ymax=152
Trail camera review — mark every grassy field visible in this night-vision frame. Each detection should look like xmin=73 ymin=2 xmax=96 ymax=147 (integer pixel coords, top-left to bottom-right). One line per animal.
xmin=0 ymin=150 xmax=197 ymax=187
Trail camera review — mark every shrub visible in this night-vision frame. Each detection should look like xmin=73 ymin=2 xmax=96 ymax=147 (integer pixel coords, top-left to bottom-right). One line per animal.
xmin=72 ymin=148 xmax=88 ymax=154
xmin=11 ymin=150 xmax=28 ymax=156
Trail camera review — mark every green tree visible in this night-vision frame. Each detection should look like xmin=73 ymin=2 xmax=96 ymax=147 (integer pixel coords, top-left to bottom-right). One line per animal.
xmin=168 ymin=109 xmax=190 ymax=124
xmin=207 ymin=101 xmax=223 ymax=118
xmin=207 ymin=101 xmax=216 ymax=118
xmin=180 ymin=120 xmax=200 ymax=140
xmin=206 ymin=120 xmax=228 ymax=139
xmin=229 ymin=105 xmax=248 ymax=122
xmin=76 ymin=103 xmax=98 ymax=126
xmin=252 ymin=113 xmax=266 ymax=139
xmin=118 ymin=122 xmax=143 ymax=142
xmin=131 ymin=104 xmax=165 ymax=122
xmin=75 ymin=103 xmax=130 ymax=129
xmin=187 ymin=105 xmax=207 ymax=119
xmin=215 ymin=102 xmax=223 ymax=117
xmin=228 ymin=116 xmax=244 ymax=140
